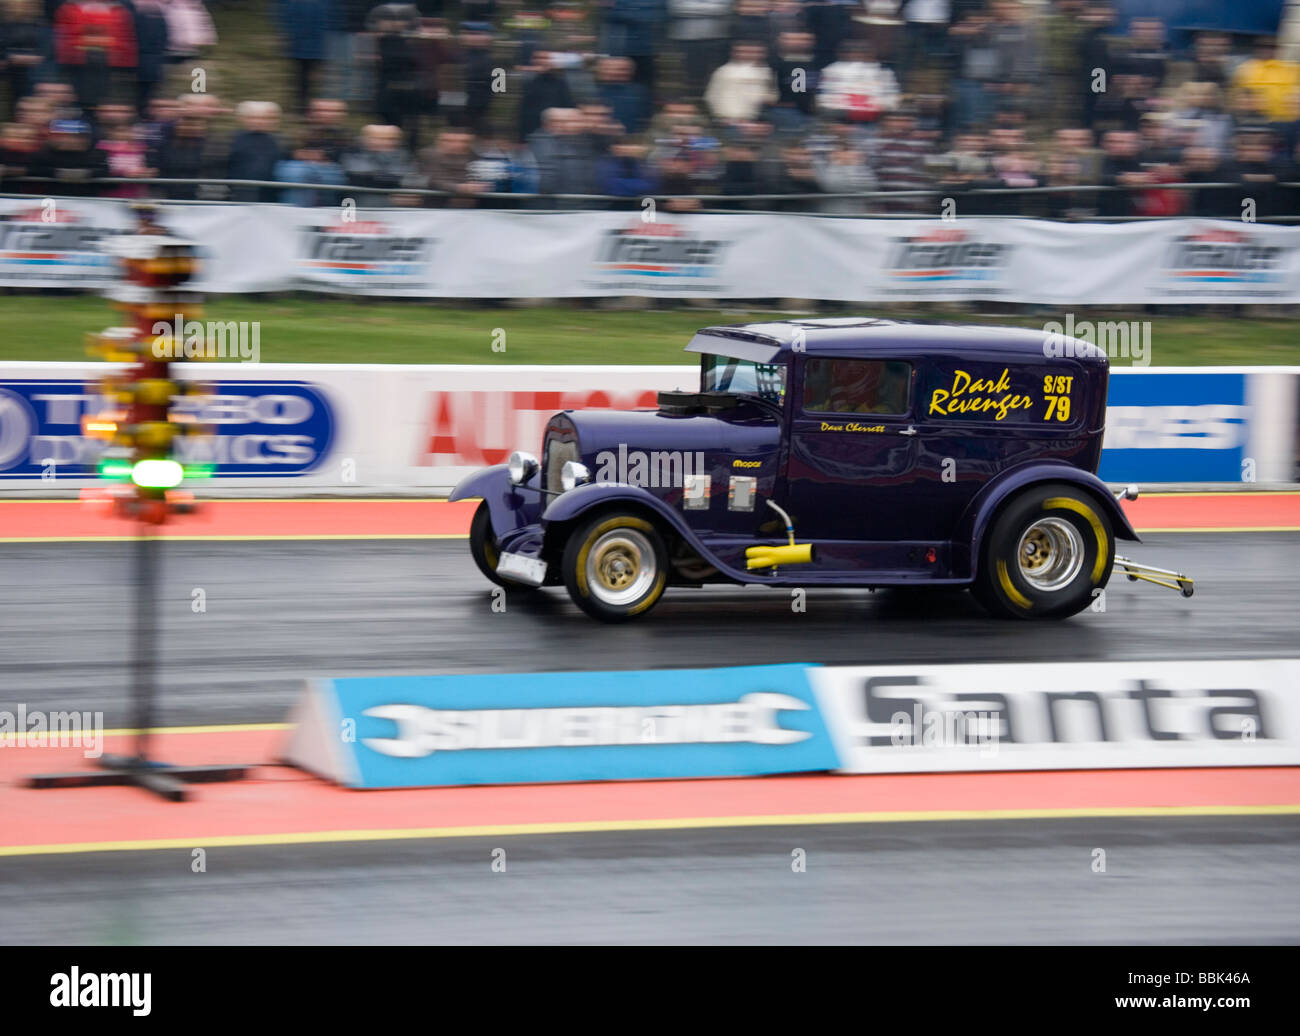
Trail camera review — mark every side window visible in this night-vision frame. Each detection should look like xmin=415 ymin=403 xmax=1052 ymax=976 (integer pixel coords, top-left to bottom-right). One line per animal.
xmin=802 ymin=358 xmax=912 ymax=416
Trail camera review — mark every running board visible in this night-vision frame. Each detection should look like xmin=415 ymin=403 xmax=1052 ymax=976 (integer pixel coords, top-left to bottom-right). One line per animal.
xmin=1114 ymin=555 xmax=1194 ymax=597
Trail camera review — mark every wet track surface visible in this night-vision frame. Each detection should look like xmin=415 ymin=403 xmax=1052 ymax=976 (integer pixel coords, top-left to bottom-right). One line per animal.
xmin=2 ymin=817 xmax=1297 ymax=944
xmin=1 ymin=533 xmax=1298 ymax=943
xmin=0 ymin=533 xmax=1295 ymax=726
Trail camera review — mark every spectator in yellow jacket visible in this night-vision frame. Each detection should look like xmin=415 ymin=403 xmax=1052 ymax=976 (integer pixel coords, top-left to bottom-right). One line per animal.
xmin=1232 ymin=37 xmax=1300 ymax=122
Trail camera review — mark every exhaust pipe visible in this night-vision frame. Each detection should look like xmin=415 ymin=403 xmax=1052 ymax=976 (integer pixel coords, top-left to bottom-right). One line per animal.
xmin=746 ymin=499 xmax=815 ymax=571
xmin=746 ymin=542 xmax=815 ymax=570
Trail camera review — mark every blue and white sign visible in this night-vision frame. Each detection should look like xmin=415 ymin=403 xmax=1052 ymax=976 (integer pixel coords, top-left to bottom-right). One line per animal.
xmin=283 ymin=664 xmax=839 ymax=788
xmin=169 ymin=381 xmax=336 ymax=477
xmin=1100 ymin=372 xmax=1248 ymax=483
xmin=0 ymin=378 xmax=336 ymax=480
xmin=283 ymin=659 xmax=1300 ymax=789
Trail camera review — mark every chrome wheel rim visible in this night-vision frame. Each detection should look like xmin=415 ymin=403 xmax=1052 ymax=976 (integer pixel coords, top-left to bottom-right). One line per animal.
xmin=1017 ymin=517 xmax=1084 ymax=592
xmin=586 ymin=529 xmax=656 ymax=606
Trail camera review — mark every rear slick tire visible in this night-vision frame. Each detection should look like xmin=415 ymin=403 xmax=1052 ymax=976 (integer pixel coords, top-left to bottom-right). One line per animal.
xmin=973 ymin=483 xmax=1115 ymax=620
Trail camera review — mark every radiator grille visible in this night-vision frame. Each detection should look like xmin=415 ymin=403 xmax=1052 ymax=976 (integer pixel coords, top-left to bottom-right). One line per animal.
xmin=543 ymin=436 xmax=579 ymax=495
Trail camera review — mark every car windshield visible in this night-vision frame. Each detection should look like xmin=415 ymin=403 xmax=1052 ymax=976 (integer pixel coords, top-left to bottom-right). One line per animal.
xmin=702 ymin=355 xmax=786 ymax=404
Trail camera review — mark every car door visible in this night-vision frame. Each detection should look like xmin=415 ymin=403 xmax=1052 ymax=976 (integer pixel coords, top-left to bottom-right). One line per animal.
xmin=781 ymin=355 xmax=921 ymax=542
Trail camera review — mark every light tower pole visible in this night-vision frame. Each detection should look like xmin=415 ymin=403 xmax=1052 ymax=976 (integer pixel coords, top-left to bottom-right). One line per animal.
xmin=29 ymin=203 xmax=250 ymax=802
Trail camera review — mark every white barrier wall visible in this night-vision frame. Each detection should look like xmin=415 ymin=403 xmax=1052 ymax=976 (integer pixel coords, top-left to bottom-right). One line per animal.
xmin=3 ymin=197 xmax=1300 ymax=303
xmin=0 ymin=362 xmax=696 ymax=493
xmin=0 ymin=363 xmax=1295 ymax=493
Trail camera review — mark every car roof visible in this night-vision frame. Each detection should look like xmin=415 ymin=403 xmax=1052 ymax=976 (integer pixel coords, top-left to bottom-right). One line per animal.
xmin=686 ymin=318 xmax=1106 ymax=366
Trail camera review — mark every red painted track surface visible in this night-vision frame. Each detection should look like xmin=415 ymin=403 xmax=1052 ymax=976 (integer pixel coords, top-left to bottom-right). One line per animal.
xmin=0 ymin=492 xmax=1297 ymax=541
xmin=0 ymin=498 xmax=478 ymax=540
xmin=2 ymin=729 xmax=1298 ymax=855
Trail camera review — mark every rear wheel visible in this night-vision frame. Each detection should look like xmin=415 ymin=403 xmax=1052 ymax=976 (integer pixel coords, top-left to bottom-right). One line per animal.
xmin=973 ymin=483 xmax=1114 ymax=620
xmin=469 ymin=501 xmax=534 ymax=590
xmin=562 ymin=511 xmax=668 ymax=622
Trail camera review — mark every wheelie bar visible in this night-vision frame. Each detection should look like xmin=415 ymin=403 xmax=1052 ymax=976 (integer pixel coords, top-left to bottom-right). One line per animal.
xmin=1114 ymin=555 xmax=1195 ymax=597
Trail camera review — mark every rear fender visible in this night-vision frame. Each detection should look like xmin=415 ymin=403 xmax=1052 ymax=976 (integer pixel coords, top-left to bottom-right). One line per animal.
xmin=957 ymin=463 xmax=1139 ymax=580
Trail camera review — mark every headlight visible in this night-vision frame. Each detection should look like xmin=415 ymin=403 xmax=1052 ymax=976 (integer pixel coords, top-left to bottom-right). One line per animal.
xmin=560 ymin=461 xmax=591 ymax=492
xmin=508 ymin=450 xmax=539 ymax=485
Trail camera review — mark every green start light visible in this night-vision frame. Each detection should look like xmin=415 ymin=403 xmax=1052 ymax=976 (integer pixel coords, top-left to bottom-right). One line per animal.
xmin=131 ymin=458 xmax=185 ymax=489
xmin=97 ymin=456 xmax=133 ymax=481
xmin=183 ymin=463 xmax=216 ymax=481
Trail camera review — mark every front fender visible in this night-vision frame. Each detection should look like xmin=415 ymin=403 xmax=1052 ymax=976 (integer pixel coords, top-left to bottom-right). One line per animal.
xmin=957 ymin=463 xmax=1139 ymax=580
xmin=542 ymin=482 xmax=710 ymax=551
xmin=448 ymin=464 xmax=543 ymax=536
xmin=448 ymin=464 xmax=510 ymax=503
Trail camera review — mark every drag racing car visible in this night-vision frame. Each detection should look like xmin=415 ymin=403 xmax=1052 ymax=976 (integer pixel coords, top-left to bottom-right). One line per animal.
xmin=450 ymin=317 xmax=1192 ymax=622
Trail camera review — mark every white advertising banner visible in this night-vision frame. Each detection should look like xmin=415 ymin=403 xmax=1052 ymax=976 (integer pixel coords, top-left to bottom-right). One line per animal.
xmin=3 ymin=196 xmax=1299 ymax=302
xmin=809 ymin=659 xmax=1300 ymax=772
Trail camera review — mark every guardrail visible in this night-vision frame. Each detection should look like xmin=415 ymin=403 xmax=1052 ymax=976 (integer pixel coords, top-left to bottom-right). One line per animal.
xmin=5 ymin=177 xmax=1299 ymax=220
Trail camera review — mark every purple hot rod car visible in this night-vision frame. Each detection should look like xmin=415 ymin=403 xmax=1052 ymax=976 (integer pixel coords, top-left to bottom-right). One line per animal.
xmin=450 ymin=318 xmax=1192 ymax=622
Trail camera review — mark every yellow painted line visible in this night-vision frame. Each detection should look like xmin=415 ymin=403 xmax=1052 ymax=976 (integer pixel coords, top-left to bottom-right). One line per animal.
xmin=0 ymin=533 xmax=465 ymax=543
xmin=3 ymin=804 xmax=1299 ymax=858
xmin=1141 ymin=491 xmax=1300 ymax=498
xmin=0 ymin=722 xmax=287 ymax=743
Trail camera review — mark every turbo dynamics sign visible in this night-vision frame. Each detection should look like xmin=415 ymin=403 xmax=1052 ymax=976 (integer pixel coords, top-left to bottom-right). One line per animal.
xmin=0 ymin=377 xmax=335 ymax=480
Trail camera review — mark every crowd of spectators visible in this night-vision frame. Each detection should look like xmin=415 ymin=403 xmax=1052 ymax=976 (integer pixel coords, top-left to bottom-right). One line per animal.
xmin=0 ymin=0 xmax=1298 ymax=217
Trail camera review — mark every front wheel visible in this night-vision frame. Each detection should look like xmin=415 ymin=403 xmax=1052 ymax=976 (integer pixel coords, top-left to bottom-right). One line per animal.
xmin=562 ymin=511 xmax=668 ymax=622
xmin=468 ymin=500 xmax=534 ymax=590
xmin=973 ymin=483 xmax=1114 ymax=620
